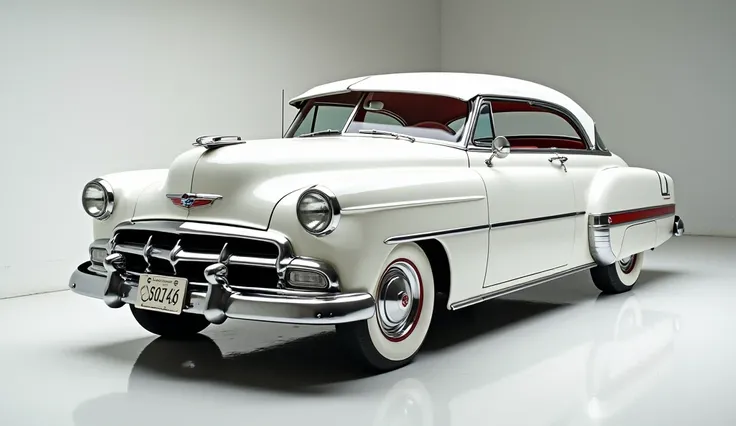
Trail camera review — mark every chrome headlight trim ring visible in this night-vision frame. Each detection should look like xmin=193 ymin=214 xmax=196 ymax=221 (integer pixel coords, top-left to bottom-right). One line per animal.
xmin=82 ymin=178 xmax=115 ymax=220
xmin=296 ymin=185 xmax=341 ymax=237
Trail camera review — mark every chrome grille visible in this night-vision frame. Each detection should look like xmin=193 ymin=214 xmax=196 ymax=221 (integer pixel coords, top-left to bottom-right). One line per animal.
xmin=110 ymin=228 xmax=281 ymax=290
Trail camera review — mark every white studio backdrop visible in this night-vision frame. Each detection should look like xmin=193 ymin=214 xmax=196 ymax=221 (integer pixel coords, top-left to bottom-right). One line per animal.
xmin=3 ymin=0 xmax=734 ymax=299
xmin=441 ymin=0 xmax=736 ymax=237
xmin=0 ymin=0 xmax=441 ymax=298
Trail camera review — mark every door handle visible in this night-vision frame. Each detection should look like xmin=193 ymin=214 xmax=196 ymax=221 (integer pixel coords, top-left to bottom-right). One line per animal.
xmin=548 ymin=155 xmax=568 ymax=172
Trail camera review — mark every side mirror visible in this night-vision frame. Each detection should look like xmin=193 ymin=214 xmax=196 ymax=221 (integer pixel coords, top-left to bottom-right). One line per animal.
xmin=485 ymin=136 xmax=510 ymax=167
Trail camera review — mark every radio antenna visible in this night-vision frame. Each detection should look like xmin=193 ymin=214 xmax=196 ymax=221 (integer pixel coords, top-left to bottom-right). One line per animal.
xmin=280 ymin=89 xmax=285 ymax=137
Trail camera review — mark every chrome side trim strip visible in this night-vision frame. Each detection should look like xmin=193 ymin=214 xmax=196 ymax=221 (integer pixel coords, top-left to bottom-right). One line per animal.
xmin=450 ymin=263 xmax=596 ymax=310
xmin=384 ymin=224 xmax=489 ymax=245
xmin=491 ymin=211 xmax=586 ymax=229
xmin=342 ymin=195 xmax=486 ymax=215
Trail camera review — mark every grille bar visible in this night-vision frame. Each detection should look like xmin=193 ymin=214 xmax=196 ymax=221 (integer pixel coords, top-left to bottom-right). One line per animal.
xmin=109 ymin=224 xmax=283 ymax=290
xmin=112 ymin=241 xmax=277 ymax=268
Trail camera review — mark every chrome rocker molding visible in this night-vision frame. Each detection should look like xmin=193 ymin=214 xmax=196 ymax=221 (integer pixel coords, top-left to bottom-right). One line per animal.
xmin=450 ymin=262 xmax=596 ymax=310
xmin=69 ymin=220 xmax=376 ymax=326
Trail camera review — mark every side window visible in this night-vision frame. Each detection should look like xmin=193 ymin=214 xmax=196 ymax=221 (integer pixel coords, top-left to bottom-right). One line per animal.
xmin=493 ymin=111 xmax=579 ymax=138
xmin=473 ymin=103 xmax=494 ymax=141
xmin=293 ymin=108 xmax=316 ymax=136
xmin=490 ymin=100 xmax=587 ymax=150
xmin=293 ymin=104 xmax=354 ymax=136
xmin=448 ymin=117 xmax=465 ymax=133
xmin=448 ymin=105 xmax=494 ymax=141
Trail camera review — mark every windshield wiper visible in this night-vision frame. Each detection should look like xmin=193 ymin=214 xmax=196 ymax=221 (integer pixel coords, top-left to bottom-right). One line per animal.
xmin=358 ymin=129 xmax=416 ymax=143
xmin=298 ymin=129 xmax=342 ymax=138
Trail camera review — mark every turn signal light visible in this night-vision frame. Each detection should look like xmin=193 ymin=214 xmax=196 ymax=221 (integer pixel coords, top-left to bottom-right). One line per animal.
xmin=287 ymin=270 xmax=328 ymax=290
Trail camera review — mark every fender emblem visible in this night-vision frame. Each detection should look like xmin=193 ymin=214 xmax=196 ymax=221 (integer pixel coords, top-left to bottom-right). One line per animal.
xmin=166 ymin=193 xmax=222 ymax=208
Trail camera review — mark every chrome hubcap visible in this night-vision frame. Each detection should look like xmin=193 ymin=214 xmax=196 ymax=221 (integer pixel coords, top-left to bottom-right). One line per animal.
xmin=618 ymin=255 xmax=637 ymax=274
xmin=377 ymin=261 xmax=422 ymax=341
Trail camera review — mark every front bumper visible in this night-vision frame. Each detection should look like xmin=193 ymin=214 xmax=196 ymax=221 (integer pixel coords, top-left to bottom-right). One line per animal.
xmin=69 ymin=261 xmax=375 ymax=325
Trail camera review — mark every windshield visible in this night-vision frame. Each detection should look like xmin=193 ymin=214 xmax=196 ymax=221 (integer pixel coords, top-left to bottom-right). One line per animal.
xmin=287 ymin=91 xmax=470 ymax=143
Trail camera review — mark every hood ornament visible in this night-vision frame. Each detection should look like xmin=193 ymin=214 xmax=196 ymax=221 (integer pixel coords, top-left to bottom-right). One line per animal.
xmin=193 ymin=135 xmax=244 ymax=149
xmin=166 ymin=193 xmax=222 ymax=208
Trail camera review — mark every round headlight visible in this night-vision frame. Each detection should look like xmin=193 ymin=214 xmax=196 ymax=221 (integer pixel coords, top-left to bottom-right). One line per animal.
xmin=296 ymin=187 xmax=340 ymax=236
xmin=82 ymin=178 xmax=114 ymax=220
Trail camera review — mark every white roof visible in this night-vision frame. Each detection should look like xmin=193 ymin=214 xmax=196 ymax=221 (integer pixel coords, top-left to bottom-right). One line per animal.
xmin=290 ymin=72 xmax=596 ymax=144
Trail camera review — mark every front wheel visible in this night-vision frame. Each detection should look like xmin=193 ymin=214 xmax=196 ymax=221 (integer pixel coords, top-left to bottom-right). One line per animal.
xmin=590 ymin=251 xmax=645 ymax=294
xmin=130 ymin=305 xmax=211 ymax=339
xmin=336 ymin=243 xmax=435 ymax=372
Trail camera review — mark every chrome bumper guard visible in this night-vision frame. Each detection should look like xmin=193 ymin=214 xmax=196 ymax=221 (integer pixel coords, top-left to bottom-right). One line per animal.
xmin=70 ymin=221 xmax=376 ymax=325
xmin=69 ymin=262 xmax=375 ymax=326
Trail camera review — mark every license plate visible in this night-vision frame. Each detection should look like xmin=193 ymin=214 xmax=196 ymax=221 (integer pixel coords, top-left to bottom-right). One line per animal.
xmin=135 ymin=274 xmax=188 ymax=315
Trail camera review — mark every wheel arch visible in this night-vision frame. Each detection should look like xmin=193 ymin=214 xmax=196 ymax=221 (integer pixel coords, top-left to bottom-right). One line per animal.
xmin=416 ymin=239 xmax=451 ymax=299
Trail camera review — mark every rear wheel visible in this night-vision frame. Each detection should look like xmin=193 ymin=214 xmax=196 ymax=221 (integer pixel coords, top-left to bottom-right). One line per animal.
xmin=590 ymin=252 xmax=644 ymax=294
xmin=337 ymin=243 xmax=435 ymax=372
xmin=130 ymin=305 xmax=211 ymax=339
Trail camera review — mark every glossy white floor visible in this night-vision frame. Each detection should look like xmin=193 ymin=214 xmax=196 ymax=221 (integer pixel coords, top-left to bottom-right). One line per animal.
xmin=1 ymin=235 xmax=734 ymax=426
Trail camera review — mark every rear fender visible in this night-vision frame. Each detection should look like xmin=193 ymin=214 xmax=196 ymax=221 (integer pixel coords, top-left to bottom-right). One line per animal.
xmin=586 ymin=167 xmax=676 ymax=265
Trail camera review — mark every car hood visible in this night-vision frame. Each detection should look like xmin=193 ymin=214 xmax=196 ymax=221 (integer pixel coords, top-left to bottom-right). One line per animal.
xmin=132 ymin=136 xmax=466 ymax=230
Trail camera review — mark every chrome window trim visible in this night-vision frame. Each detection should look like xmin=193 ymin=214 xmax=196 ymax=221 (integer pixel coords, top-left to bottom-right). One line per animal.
xmin=461 ymin=96 xmax=484 ymax=149
xmin=468 ymin=98 xmax=498 ymax=148
xmin=465 ymin=95 xmax=594 ymax=151
xmin=340 ymin=93 xmax=368 ymax=134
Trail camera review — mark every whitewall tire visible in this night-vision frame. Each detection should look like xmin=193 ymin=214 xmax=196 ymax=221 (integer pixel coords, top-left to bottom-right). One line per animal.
xmin=590 ymin=251 xmax=645 ymax=294
xmin=337 ymin=243 xmax=435 ymax=372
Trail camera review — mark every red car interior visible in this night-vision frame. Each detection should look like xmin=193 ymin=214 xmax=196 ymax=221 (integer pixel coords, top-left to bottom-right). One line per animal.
xmin=306 ymin=92 xmax=588 ymax=150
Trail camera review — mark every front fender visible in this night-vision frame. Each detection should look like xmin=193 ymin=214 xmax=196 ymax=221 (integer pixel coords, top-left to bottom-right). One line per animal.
xmin=90 ymin=169 xmax=168 ymax=240
xmin=268 ymin=167 xmax=488 ymax=294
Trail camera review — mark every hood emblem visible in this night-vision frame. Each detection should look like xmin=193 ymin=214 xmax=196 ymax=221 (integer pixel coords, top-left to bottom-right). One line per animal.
xmin=166 ymin=193 xmax=222 ymax=208
xmin=193 ymin=135 xmax=244 ymax=150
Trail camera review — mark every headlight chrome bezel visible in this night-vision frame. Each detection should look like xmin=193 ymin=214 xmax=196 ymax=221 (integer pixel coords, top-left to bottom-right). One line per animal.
xmin=296 ymin=186 xmax=341 ymax=236
xmin=82 ymin=178 xmax=115 ymax=220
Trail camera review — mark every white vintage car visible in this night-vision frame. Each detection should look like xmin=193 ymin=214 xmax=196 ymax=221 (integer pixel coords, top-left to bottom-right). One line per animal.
xmin=69 ymin=72 xmax=685 ymax=371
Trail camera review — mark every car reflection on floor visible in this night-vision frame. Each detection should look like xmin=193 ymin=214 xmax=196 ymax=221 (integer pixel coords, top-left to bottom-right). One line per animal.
xmin=72 ymin=291 xmax=680 ymax=426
